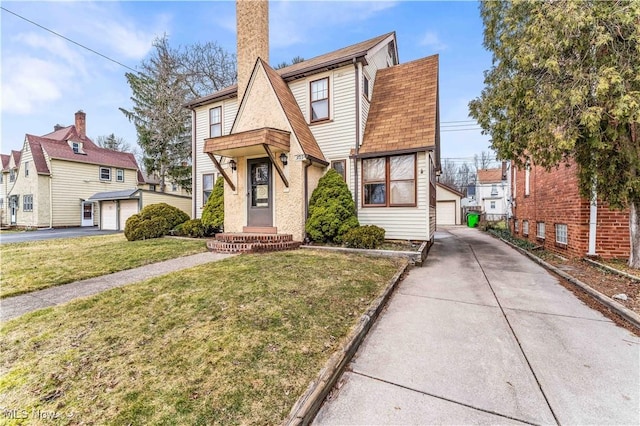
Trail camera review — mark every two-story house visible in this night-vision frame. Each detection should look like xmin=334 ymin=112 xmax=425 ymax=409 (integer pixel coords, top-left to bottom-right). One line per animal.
xmin=1 ymin=111 xmax=140 ymax=228
xmin=476 ymin=166 xmax=509 ymax=221
xmin=185 ymin=0 xmax=440 ymax=246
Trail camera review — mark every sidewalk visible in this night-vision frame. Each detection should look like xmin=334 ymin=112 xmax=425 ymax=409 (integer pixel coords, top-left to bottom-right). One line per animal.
xmin=314 ymin=228 xmax=639 ymax=425
xmin=1 ymin=252 xmax=232 ymax=322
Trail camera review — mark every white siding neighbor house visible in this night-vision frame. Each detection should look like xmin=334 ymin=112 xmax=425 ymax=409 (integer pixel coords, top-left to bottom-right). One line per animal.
xmin=185 ymin=0 xmax=441 ymax=248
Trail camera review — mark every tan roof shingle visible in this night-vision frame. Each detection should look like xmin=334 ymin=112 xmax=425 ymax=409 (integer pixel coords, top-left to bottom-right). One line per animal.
xmin=359 ymin=55 xmax=439 ymax=156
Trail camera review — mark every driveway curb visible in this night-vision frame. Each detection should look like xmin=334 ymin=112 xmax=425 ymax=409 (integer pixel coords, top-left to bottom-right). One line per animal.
xmin=284 ymin=259 xmax=411 ymax=425
xmin=497 ymin=236 xmax=640 ymax=331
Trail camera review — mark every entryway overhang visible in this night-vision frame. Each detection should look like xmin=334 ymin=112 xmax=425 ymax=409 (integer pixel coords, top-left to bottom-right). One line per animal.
xmin=204 ymin=127 xmax=291 ymax=190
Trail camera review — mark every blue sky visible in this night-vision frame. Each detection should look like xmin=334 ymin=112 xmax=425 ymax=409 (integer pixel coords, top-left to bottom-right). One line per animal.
xmin=1 ymin=0 xmax=494 ymax=164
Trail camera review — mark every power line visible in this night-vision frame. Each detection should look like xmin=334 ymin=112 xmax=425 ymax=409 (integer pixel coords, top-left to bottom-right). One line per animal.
xmin=441 ymin=120 xmax=477 ymax=124
xmin=441 ymin=127 xmax=483 ymax=132
xmin=1 ymin=6 xmax=140 ymax=74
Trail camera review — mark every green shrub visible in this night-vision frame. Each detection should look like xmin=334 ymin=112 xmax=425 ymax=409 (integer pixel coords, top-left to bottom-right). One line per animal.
xmin=176 ymin=219 xmax=213 ymax=238
xmin=342 ymin=225 xmax=386 ymax=249
xmin=124 ymin=203 xmax=190 ymax=241
xmin=201 ymin=176 xmax=224 ymax=231
xmin=306 ymin=169 xmax=359 ymax=243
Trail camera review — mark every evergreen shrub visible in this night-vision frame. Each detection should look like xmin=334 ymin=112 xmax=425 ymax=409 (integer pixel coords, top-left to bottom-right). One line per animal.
xmin=201 ymin=177 xmax=224 ymax=231
xmin=124 ymin=203 xmax=189 ymax=241
xmin=306 ymin=169 xmax=359 ymax=243
xmin=342 ymin=225 xmax=386 ymax=249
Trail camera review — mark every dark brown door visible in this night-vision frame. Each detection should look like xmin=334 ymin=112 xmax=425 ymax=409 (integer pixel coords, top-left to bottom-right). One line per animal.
xmin=247 ymin=158 xmax=272 ymax=227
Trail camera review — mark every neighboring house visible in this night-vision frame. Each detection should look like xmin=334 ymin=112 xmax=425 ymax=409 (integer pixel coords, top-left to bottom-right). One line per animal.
xmin=511 ymin=159 xmax=630 ymax=260
xmin=137 ymin=171 xmax=190 ymax=196
xmin=1 ymin=111 xmax=139 ymax=228
xmin=185 ymin=1 xmax=440 ymax=244
xmin=436 ymin=182 xmax=463 ymax=226
xmin=1 ymin=111 xmax=192 ymax=230
xmin=476 ymin=165 xmax=509 ymax=221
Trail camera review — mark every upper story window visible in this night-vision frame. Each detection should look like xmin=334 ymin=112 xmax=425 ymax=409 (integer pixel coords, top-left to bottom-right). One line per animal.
xmin=172 ymin=183 xmax=178 ymax=192
xmin=116 ymin=169 xmax=124 ymax=182
xmin=0 ymin=172 xmax=3 ymax=184
xmin=210 ymin=107 xmax=222 ymax=137
xmin=9 ymin=169 xmax=15 ymax=182
xmin=100 ymin=167 xmax=111 ymax=181
xmin=490 ymin=201 xmax=496 ymax=209
xmin=72 ymin=142 xmax=80 ymax=154
xmin=149 ymin=184 xmax=156 ymax=192
xmin=491 ymin=184 xmax=498 ymax=196
xmin=363 ymin=76 xmax=370 ymax=99
xmin=24 ymin=161 xmax=29 ymax=177
xmin=310 ymin=77 xmax=329 ymax=122
xmin=363 ymin=154 xmax=416 ymax=207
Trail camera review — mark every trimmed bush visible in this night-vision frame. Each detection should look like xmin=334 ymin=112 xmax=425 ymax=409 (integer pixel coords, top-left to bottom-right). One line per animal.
xmin=201 ymin=176 xmax=224 ymax=231
xmin=306 ymin=169 xmax=359 ymax=243
xmin=342 ymin=225 xmax=386 ymax=249
xmin=124 ymin=203 xmax=189 ymax=241
xmin=175 ymin=219 xmax=213 ymax=238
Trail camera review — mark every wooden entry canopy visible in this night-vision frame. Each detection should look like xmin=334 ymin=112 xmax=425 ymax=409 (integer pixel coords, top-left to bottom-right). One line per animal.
xmin=204 ymin=127 xmax=290 ymax=190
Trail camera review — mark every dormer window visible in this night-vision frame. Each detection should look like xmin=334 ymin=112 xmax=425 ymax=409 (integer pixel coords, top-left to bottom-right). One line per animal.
xmin=69 ymin=141 xmax=84 ymax=154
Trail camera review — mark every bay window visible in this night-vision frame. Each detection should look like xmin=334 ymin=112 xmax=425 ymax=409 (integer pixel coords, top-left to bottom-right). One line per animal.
xmin=363 ymin=154 xmax=416 ymax=207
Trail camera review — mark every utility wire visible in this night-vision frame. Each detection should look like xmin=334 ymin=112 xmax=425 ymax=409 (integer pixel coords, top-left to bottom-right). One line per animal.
xmin=1 ymin=6 xmax=140 ymax=74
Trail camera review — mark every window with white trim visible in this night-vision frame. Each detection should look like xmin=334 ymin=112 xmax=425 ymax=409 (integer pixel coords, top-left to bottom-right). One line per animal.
xmin=491 ymin=184 xmax=498 ymax=196
xmin=310 ymin=77 xmax=329 ymax=122
xmin=556 ymin=224 xmax=568 ymax=244
xmin=363 ymin=154 xmax=416 ymax=207
xmin=490 ymin=201 xmax=496 ymax=209
xmin=23 ymin=194 xmax=33 ymax=212
xmin=9 ymin=169 xmax=15 ymax=182
xmin=209 ymin=107 xmax=222 ymax=137
xmin=100 ymin=167 xmax=111 ymax=181
xmin=525 ymin=162 xmax=531 ymax=196
xmin=514 ymin=220 xmax=519 ymax=233
xmin=523 ymin=220 xmax=529 ymax=236
xmin=172 ymin=183 xmax=178 ymax=192
xmin=537 ymin=222 xmax=545 ymax=239
xmin=203 ymin=173 xmax=215 ymax=204
xmin=72 ymin=142 xmax=80 ymax=154
xmin=116 ymin=169 xmax=124 ymax=182
xmin=24 ymin=161 xmax=29 ymax=177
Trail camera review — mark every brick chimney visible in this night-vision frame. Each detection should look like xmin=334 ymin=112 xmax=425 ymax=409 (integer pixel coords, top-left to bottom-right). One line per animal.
xmin=75 ymin=110 xmax=86 ymax=138
xmin=236 ymin=0 xmax=269 ymax=101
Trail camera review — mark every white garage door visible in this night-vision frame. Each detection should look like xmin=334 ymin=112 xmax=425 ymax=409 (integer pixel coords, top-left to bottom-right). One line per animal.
xmin=101 ymin=201 xmax=118 ymax=230
xmin=437 ymin=201 xmax=456 ymax=226
xmin=119 ymin=200 xmax=139 ymax=230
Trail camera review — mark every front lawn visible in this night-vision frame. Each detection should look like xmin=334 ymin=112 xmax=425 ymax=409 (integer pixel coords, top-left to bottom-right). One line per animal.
xmin=0 ymin=235 xmax=207 ymax=298
xmin=0 ymin=250 xmax=405 ymax=425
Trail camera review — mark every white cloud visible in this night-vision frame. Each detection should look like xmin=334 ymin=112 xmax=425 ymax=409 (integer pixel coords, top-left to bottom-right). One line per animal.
xmin=420 ymin=31 xmax=447 ymax=51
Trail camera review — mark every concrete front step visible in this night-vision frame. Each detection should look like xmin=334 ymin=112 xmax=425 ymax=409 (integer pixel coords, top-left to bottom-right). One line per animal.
xmin=207 ymin=233 xmax=300 ymax=254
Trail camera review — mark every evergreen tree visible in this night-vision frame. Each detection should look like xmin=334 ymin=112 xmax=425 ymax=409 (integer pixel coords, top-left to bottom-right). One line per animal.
xmin=469 ymin=0 xmax=640 ymax=267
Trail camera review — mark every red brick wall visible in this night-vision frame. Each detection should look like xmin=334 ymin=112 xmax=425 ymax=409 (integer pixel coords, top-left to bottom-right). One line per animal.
xmin=510 ymin=160 xmax=630 ymax=260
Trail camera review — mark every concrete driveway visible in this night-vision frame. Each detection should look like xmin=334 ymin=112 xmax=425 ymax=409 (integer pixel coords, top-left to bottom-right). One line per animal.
xmin=314 ymin=227 xmax=639 ymax=425
xmin=0 ymin=227 xmax=119 ymax=244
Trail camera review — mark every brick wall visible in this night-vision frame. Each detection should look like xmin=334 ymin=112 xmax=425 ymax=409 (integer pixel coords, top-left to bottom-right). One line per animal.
xmin=510 ymin=159 xmax=630 ymax=260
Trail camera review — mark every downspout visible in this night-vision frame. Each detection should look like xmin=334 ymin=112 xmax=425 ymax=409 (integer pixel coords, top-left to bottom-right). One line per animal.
xmin=48 ymin=175 xmax=53 ymax=228
xmin=587 ymin=185 xmax=598 ymax=256
xmin=353 ymin=58 xmax=360 ymax=216
xmin=191 ymin=108 xmax=197 ymax=218
xmin=304 ymin=159 xmax=312 ymax=223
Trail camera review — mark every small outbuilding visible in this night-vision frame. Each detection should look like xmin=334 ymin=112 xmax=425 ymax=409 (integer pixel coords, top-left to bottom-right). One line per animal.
xmin=436 ymin=183 xmax=463 ymax=226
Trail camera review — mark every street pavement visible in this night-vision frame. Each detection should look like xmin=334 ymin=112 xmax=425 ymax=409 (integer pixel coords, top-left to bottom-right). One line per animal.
xmin=314 ymin=227 xmax=640 ymax=425
xmin=0 ymin=227 xmax=119 ymax=244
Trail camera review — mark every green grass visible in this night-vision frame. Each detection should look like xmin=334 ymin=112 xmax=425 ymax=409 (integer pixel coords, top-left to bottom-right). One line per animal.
xmin=0 ymin=235 xmax=207 ymax=298
xmin=0 ymin=250 xmax=405 ymax=425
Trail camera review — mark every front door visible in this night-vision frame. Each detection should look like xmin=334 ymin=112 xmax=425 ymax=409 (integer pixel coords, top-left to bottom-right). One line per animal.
xmin=247 ymin=158 xmax=273 ymax=227
xmin=81 ymin=202 xmax=94 ymax=227
xmin=9 ymin=196 xmax=17 ymax=225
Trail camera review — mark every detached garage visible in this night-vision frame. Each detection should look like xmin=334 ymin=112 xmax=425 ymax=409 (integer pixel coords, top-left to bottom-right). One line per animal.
xmin=436 ymin=183 xmax=463 ymax=226
xmin=88 ymin=189 xmax=191 ymax=231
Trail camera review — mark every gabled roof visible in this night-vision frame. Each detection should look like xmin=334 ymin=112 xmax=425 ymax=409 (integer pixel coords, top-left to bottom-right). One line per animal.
xmin=359 ymin=55 xmax=439 ymax=157
xmin=41 ymin=125 xmax=97 ymax=147
xmin=437 ymin=182 xmax=464 ymax=197
xmin=10 ymin=150 xmax=21 ymax=168
xmin=1 ymin=154 xmax=10 ymax=171
xmin=137 ymin=170 xmax=161 ymax=185
xmin=26 ymin=134 xmax=138 ymax=172
xmin=184 ymin=32 xmax=396 ymax=108
xmin=26 ymin=136 xmax=51 ymax=175
xmin=260 ymin=59 xmax=326 ymax=163
xmin=477 ymin=168 xmax=504 ymax=184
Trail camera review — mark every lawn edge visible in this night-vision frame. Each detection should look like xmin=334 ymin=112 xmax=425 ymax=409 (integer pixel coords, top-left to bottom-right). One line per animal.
xmin=493 ymin=235 xmax=640 ymax=331
xmin=583 ymin=258 xmax=640 ymax=283
xmin=284 ymin=259 xmax=411 ymax=425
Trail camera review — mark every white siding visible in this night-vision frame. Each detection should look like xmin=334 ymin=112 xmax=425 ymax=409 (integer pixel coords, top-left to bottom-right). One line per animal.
xmin=193 ymin=98 xmax=237 ymax=216
xmin=357 ymin=152 xmax=429 ymax=240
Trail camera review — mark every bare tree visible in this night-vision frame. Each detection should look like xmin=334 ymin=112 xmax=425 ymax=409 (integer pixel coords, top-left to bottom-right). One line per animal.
xmin=274 ymin=56 xmax=305 ymax=70
xmin=95 ymin=133 xmax=132 ymax=152
xmin=438 ymin=159 xmax=458 ymax=189
xmin=176 ymin=41 xmax=237 ymax=99
xmin=474 ymin=151 xmax=495 ymax=171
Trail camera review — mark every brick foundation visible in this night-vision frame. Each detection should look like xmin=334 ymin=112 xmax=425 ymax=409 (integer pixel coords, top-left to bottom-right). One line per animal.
xmin=207 ymin=233 xmax=300 ymax=254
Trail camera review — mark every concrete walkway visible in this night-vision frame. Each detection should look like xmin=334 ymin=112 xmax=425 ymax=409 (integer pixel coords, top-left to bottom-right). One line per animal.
xmin=1 ymin=252 xmax=232 ymax=322
xmin=314 ymin=227 xmax=639 ymax=425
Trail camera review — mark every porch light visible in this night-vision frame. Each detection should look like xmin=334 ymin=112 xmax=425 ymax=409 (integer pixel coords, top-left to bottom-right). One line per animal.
xmin=279 ymin=152 xmax=288 ymax=166
xmin=229 ymin=159 xmax=237 ymax=172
